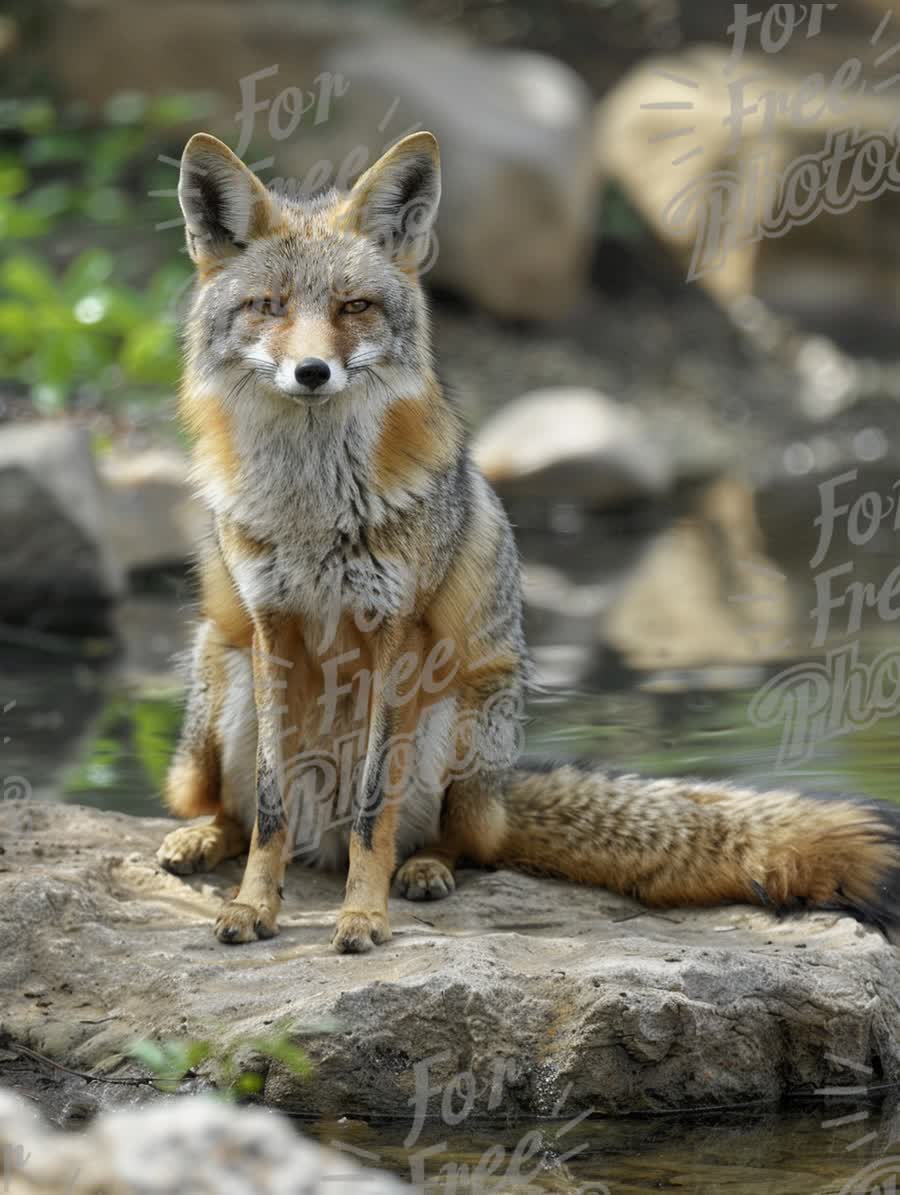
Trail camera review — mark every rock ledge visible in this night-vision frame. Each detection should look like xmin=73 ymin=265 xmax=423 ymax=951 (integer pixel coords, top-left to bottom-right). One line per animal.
xmin=2 ymin=803 xmax=899 ymax=1120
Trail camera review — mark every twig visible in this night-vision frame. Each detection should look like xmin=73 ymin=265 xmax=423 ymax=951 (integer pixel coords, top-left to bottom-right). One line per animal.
xmin=9 ymin=1042 xmax=156 ymax=1087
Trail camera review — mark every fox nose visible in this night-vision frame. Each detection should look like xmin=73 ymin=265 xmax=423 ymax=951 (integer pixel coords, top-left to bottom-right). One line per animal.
xmin=294 ymin=358 xmax=331 ymax=390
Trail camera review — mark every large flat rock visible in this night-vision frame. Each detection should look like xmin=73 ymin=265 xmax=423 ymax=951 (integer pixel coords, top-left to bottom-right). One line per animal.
xmin=2 ymin=802 xmax=899 ymax=1119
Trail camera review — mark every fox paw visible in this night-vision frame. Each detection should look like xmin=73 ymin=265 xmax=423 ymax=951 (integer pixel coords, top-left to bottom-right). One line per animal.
xmin=158 ymin=824 xmax=231 ymax=875
xmin=332 ymin=910 xmax=391 ymax=954
xmin=395 ymin=858 xmax=456 ymax=901
xmin=214 ymin=901 xmax=279 ymax=945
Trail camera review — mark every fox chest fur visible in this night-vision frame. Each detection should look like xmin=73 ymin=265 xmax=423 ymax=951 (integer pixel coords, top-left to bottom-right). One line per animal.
xmin=196 ymin=390 xmax=437 ymax=627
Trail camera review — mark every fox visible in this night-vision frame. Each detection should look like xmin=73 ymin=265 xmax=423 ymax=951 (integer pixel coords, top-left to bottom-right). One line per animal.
xmin=157 ymin=129 xmax=900 ymax=954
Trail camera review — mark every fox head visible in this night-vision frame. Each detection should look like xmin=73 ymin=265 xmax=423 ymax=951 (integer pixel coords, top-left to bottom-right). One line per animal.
xmin=177 ymin=131 xmax=440 ymax=406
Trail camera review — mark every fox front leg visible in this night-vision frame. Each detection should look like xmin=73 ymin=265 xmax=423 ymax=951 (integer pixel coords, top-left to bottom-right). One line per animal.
xmin=332 ymin=624 xmax=407 ymax=954
xmin=215 ymin=620 xmax=296 ymax=944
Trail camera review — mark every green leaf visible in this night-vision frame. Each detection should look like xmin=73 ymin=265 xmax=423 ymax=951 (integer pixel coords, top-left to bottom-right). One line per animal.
xmin=24 ymin=132 xmax=86 ymax=166
xmin=26 ymin=181 xmax=75 ymax=220
xmin=0 ymin=300 xmax=39 ymax=348
xmin=32 ymin=337 xmax=87 ymax=388
xmin=252 ymin=1036 xmax=312 ymax=1079
xmin=3 ymin=98 xmax=57 ymax=135
xmin=80 ymin=186 xmax=130 ymax=224
xmin=88 ymin=129 xmax=144 ymax=187
xmin=126 ymin=1038 xmax=211 ymax=1092
xmin=120 ymin=321 xmax=179 ymax=385
xmin=234 ymin=1072 xmax=264 ymax=1096
xmin=181 ymin=1039 xmax=213 ymax=1070
xmin=74 ymin=284 xmax=143 ymax=334
xmin=126 ymin=1039 xmax=167 ymax=1072
xmin=0 ymin=198 xmax=49 ymax=238
xmin=0 ymin=162 xmax=27 ymax=197
xmin=63 ymin=249 xmax=116 ymax=300
xmin=0 ymin=254 xmax=56 ymax=302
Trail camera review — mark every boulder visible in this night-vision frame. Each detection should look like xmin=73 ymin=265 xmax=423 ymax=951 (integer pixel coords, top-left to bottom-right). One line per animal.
xmin=2 ymin=802 xmax=899 ymax=1122
xmin=98 ymin=448 xmax=208 ymax=574
xmin=473 ymin=387 xmax=672 ymax=507
xmin=0 ymin=422 xmax=123 ymax=633
xmin=32 ymin=0 xmax=377 ymax=112
xmin=34 ymin=1 xmax=597 ymax=321
xmin=597 ymin=44 xmax=900 ymax=310
xmin=320 ymin=37 xmax=597 ymax=319
xmin=0 ymin=1088 xmax=409 ymax=1193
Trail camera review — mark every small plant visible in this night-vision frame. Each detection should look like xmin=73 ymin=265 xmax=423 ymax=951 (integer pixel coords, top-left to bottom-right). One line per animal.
xmin=126 ymin=1020 xmax=333 ymax=1100
xmin=0 ymin=248 xmax=187 ymax=412
xmin=0 ymin=92 xmax=212 ymax=410
xmin=127 ymin=1037 xmax=212 ymax=1095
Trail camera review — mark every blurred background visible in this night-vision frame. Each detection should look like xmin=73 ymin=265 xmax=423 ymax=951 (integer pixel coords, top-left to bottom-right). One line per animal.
xmin=3 ymin=0 xmax=900 ymax=824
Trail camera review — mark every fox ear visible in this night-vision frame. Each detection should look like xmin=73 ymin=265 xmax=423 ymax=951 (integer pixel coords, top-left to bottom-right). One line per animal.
xmin=343 ymin=132 xmax=440 ymax=269
xmin=178 ymin=133 xmax=276 ymax=267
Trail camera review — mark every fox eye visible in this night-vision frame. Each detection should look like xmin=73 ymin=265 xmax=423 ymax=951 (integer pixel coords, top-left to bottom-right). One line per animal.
xmin=245 ymin=297 xmax=285 ymax=317
xmin=340 ymin=299 xmax=371 ymax=315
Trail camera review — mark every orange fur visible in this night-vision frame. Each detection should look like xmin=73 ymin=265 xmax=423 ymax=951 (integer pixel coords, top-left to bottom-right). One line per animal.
xmin=198 ymin=546 xmax=252 ymax=649
xmin=183 ymin=398 xmax=241 ymax=498
xmin=372 ymin=387 xmax=459 ymax=496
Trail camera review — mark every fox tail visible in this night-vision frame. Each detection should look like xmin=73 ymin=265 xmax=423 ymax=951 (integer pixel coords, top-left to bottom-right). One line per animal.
xmin=490 ymin=763 xmax=900 ymax=928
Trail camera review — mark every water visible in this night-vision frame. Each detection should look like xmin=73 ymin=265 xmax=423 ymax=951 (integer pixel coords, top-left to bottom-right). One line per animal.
xmin=6 ymin=610 xmax=900 ymax=820
xmin=308 ymin=1100 xmax=900 ymax=1192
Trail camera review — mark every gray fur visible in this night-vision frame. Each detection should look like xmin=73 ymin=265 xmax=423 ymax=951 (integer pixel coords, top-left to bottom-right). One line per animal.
xmin=174 ymin=133 xmax=528 ymax=871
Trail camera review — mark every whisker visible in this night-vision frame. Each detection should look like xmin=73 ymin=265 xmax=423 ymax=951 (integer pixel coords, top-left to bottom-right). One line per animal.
xmin=223 ymin=369 xmax=255 ymax=406
xmin=367 ymin=366 xmax=403 ymax=404
xmin=347 ymin=349 xmax=383 ymax=364
xmin=244 ymin=356 xmax=278 ymax=377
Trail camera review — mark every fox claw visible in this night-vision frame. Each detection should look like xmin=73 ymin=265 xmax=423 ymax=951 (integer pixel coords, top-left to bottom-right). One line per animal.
xmin=395 ymin=858 xmax=456 ymax=901
xmin=332 ymin=910 xmax=391 ymax=954
xmin=215 ymin=901 xmax=279 ymax=944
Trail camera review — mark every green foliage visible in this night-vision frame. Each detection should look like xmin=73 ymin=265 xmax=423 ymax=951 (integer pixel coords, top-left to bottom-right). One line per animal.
xmin=0 ymin=249 xmax=186 ymax=410
xmin=63 ymin=693 xmax=183 ymax=813
xmin=0 ymin=92 xmax=214 ymax=408
xmin=127 ymin=1038 xmax=212 ymax=1094
xmin=126 ymin=1022 xmax=329 ymax=1100
xmin=131 ymin=696 xmax=184 ymax=791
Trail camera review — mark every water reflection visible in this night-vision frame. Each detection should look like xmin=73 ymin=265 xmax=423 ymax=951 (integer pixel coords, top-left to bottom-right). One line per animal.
xmin=308 ymin=1097 xmax=900 ymax=1193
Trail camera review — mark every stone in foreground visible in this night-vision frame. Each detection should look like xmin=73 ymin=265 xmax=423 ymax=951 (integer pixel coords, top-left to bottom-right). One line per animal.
xmin=2 ymin=803 xmax=899 ymax=1119
xmin=0 ymin=1088 xmax=408 ymax=1193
